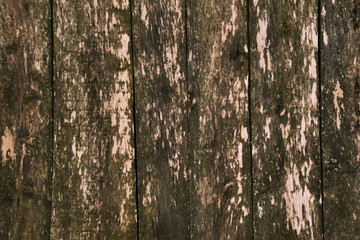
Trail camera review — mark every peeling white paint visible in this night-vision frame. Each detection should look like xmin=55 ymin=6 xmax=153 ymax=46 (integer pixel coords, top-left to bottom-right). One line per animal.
xmin=141 ymin=3 xmax=149 ymax=28
xmin=121 ymin=0 xmax=129 ymax=9
xmin=258 ymin=203 xmax=263 ymax=218
xmin=1 ymin=127 xmax=15 ymax=165
xmin=123 ymin=160 xmax=132 ymax=173
xmin=266 ymin=49 xmax=272 ymax=71
xmin=236 ymin=171 xmax=243 ymax=195
xmin=241 ymin=126 xmax=248 ymax=141
xmin=220 ymin=0 xmax=238 ymax=43
xmin=323 ymin=30 xmax=328 ymax=45
xmin=280 ymin=123 xmax=291 ymax=150
xmin=34 ymin=58 xmax=41 ymax=71
xmin=310 ymin=82 xmax=317 ymax=107
xmin=333 ymin=81 xmax=344 ymax=129
xmin=142 ymin=182 xmax=153 ymax=206
xmin=81 ymin=167 xmax=89 ymax=202
xmin=309 ymin=51 xmax=317 ymax=79
xmin=242 ymin=205 xmax=249 ymax=217
xmin=257 ymin=16 xmax=268 ymax=72
xmin=237 ymin=143 xmax=243 ymax=168
xmin=264 ymin=118 xmax=271 ymax=139
xmin=118 ymin=34 xmax=131 ymax=62
xmin=299 ymin=116 xmax=307 ymax=155
xmin=283 ymin=161 xmax=315 ymax=239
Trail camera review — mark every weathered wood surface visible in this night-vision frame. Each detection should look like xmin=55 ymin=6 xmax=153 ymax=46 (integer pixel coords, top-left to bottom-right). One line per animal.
xmin=187 ymin=0 xmax=251 ymax=239
xmin=51 ymin=0 xmax=137 ymax=239
xmin=322 ymin=0 xmax=360 ymax=239
xmin=0 ymin=0 xmax=52 ymax=239
xmin=132 ymin=0 xmax=189 ymax=238
xmin=1 ymin=0 xmax=360 ymax=238
xmin=250 ymin=0 xmax=322 ymax=238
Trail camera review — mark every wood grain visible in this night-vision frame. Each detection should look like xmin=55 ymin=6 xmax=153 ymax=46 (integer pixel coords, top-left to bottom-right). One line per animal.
xmin=322 ymin=0 xmax=360 ymax=239
xmin=132 ymin=0 xmax=189 ymax=238
xmin=51 ymin=0 xmax=137 ymax=238
xmin=187 ymin=0 xmax=252 ymax=239
xmin=0 ymin=0 xmax=52 ymax=239
xmin=250 ymin=0 xmax=322 ymax=238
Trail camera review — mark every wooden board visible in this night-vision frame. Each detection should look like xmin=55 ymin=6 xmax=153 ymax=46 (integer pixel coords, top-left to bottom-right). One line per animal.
xmin=132 ymin=0 xmax=189 ymax=238
xmin=250 ymin=0 xmax=322 ymax=238
xmin=0 ymin=0 xmax=52 ymax=239
xmin=321 ymin=0 xmax=360 ymax=239
xmin=187 ymin=0 xmax=252 ymax=239
xmin=51 ymin=0 xmax=137 ymax=238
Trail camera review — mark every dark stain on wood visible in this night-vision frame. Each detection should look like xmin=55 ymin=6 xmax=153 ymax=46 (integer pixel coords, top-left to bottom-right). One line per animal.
xmin=0 ymin=0 xmax=359 ymax=239
xmin=51 ymin=0 xmax=137 ymax=239
xmin=322 ymin=0 xmax=360 ymax=239
xmin=132 ymin=0 xmax=189 ymax=239
xmin=250 ymin=0 xmax=322 ymax=238
xmin=0 ymin=0 xmax=52 ymax=239
xmin=187 ymin=0 xmax=252 ymax=239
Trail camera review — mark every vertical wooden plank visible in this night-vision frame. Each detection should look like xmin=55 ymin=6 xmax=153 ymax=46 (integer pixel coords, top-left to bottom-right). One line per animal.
xmin=250 ymin=0 xmax=322 ymax=238
xmin=322 ymin=0 xmax=359 ymax=238
xmin=187 ymin=0 xmax=251 ymax=239
xmin=0 ymin=0 xmax=52 ymax=239
xmin=51 ymin=0 xmax=137 ymax=238
xmin=132 ymin=0 xmax=188 ymax=238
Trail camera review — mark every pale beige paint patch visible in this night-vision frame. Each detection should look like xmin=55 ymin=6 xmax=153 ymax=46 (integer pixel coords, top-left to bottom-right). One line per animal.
xmin=257 ymin=16 xmax=268 ymax=72
xmin=142 ymin=182 xmax=153 ymax=206
xmin=237 ymin=143 xmax=243 ymax=168
xmin=264 ymin=118 xmax=271 ymax=139
xmin=121 ymin=0 xmax=129 ymax=9
xmin=333 ymin=80 xmax=344 ymax=129
xmin=309 ymin=51 xmax=317 ymax=79
xmin=1 ymin=127 xmax=15 ymax=165
xmin=299 ymin=116 xmax=306 ymax=155
xmin=141 ymin=3 xmax=149 ymax=28
xmin=310 ymin=82 xmax=317 ymax=107
xmin=283 ymin=161 xmax=315 ymax=239
xmin=220 ymin=0 xmax=238 ymax=43
xmin=118 ymin=34 xmax=131 ymax=62
xmin=241 ymin=126 xmax=248 ymax=141
xmin=323 ymin=30 xmax=328 ymax=45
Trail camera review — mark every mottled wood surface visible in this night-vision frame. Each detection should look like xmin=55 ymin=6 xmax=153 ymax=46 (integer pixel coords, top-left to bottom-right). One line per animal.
xmin=322 ymin=0 xmax=360 ymax=239
xmin=51 ymin=0 xmax=137 ymax=239
xmin=250 ymin=0 xmax=322 ymax=238
xmin=0 ymin=0 xmax=52 ymax=239
xmin=132 ymin=0 xmax=189 ymax=239
xmin=1 ymin=0 xmax=360 ymax=239
xmin=187 ymin=0 xmax=251 ymax=239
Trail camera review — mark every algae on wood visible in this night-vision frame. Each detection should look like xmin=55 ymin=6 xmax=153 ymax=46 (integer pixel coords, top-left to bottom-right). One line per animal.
xmin=322 ymin=1 xmax=360 ymax=238
xmin=250 ymin=0 xmax=322 ymax=238
xmin=132 ymin=0 xmax=189 ymax=238
xmin=0 ymin=0 xmax=52 ymax=238
xmin=187 ymin=0 xmax=252 ymax=239
xmin=51 ymin=0 xmax=137 ymax=238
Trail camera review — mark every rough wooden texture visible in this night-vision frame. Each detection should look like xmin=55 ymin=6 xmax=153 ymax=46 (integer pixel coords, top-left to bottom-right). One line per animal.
xmin=250 ymin=0 xmax=322 ymax=238
xmin=51 ymin=0 xmax=137 ymax=238
xmin=187 ymin=0 xmax=251 ymax=239
xmin=322 ymin=0 xmax=360 ymax=239
xmin=0 ymin=0 xmax=52 ymax=239
xmin=132 ymin=0 xmax=189 ymax=238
